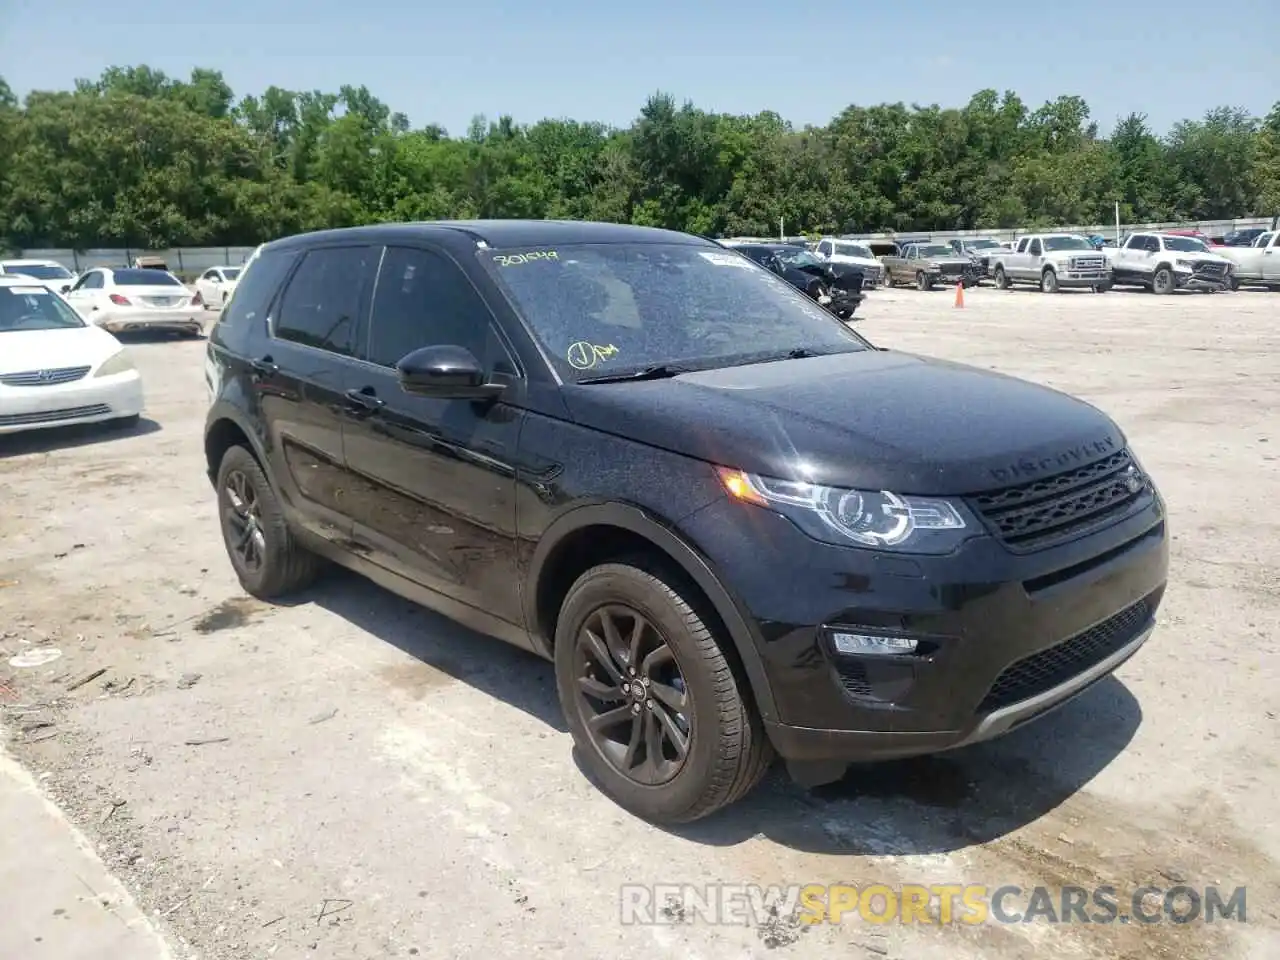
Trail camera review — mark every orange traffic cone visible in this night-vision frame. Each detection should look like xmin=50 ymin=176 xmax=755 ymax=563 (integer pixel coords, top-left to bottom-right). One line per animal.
xmin=954 ymin=281 xmax=965 ymax=308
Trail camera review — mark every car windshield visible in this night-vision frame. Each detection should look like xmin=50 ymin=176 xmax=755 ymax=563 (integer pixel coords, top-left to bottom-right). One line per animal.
xmin=915 ymin=245 xmax=953 ymax=257
xmin=1042 ymin=236 xmax=1094 ymax=252
xmin=0 ymin=285 xmax=86 ymax=331
xmin=966 ymin=239 xmax=1001 ymax=250
xmin=1162 ymin=236 xmax=1208 ymax=253
xmin=478 ymin=243 xmax=869 ymax=382
xmin=112 ymin=269 xmax=183 ymax=286
xmin=222 ymin=268 xmax=241 ymax=280
xmin=833 ymin=242 xmax=873 ymax=259
xmin=2 ymin=263 xmax=74 ymax=280
xmin=774 ymin=249 xmax=824 ymax=268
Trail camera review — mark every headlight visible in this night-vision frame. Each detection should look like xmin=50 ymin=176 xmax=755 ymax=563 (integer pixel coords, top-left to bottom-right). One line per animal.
xmin=94 ymin=349 xmax=135 ymax=377
xmin=716 ymin=467 xmax=973 ymax=553
xmin=1175 ymin=259 xmax=1194 ymax=269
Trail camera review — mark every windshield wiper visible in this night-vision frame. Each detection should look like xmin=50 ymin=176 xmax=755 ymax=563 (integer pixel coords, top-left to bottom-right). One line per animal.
xmin=577 ymin=364 xmax=686 ymax=384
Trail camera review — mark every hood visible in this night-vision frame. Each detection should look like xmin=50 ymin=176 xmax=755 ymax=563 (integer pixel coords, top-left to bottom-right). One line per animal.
xmin=923 ymin=256 xmax=974 ymax=268
xmin=1183 ymin=250 xmax=1233 ymax=265
xmin=828 ymin=254 xmax=881 ymax=270
xmin=0 ymin=325 xmax=123 ymax=375
xmin=560 ymin=350 xmax=1123 ymax=496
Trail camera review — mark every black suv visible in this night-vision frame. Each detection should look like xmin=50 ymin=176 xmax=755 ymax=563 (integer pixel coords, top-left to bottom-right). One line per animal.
xmin=204 ymin=220 xmax=1168 ymax=824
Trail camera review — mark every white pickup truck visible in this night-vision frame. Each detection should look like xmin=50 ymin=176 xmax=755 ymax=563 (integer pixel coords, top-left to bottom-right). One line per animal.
xmin=1108 ymin=232 xmax=1235 ymax=294
xmin=989 ymin=234 xmax=1111 ymax=293
xmin=1215 ymin=230 xmax=1280 ymax=289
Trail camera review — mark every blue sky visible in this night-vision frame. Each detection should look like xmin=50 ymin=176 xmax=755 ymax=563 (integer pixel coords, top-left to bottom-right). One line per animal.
xmin=2 ymin=0 xmax=1276 ymax=137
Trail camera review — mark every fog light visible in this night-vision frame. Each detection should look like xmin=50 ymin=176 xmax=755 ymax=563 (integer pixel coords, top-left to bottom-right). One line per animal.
xmin=831 ymin=632 xmax=918 ymax=656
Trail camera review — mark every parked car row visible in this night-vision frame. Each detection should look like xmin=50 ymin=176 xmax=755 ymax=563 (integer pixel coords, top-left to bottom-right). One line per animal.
xmin=0 ymin=256 xmax=247 ymax=441
xmin=746 ymin=229 xmax=1279 ymax=295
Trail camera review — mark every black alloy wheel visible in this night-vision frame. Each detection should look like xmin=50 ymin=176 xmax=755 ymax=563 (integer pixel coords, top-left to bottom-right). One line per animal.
xmin=571 ymin=604 xmax=691 ymax=786
xmin=222 ymin=467 xmax=266 ymax=575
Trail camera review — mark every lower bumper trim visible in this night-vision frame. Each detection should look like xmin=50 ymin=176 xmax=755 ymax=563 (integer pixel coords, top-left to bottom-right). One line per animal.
xmin=765 ymin=620 xmax=1154 ymax=764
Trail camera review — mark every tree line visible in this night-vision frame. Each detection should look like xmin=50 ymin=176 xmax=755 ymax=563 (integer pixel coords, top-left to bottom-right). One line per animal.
xmin=0 ymin=65 xmax=1277 ymax=250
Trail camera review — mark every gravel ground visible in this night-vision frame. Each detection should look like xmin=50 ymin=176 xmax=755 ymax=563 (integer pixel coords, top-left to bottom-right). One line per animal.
xmin=1 ymin=285 xmax=1277 ymax=960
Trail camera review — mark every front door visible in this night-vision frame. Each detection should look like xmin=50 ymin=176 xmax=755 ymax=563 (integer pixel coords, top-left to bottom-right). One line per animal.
xmin=258 ymin=243 xmax=379 ymax=543
xmin=340 ymin=244 xmax=526 ymax=625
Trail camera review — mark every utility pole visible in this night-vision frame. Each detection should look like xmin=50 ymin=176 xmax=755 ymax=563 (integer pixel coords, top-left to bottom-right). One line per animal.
xmin=779 ymin=216 xmax=784 ymax=240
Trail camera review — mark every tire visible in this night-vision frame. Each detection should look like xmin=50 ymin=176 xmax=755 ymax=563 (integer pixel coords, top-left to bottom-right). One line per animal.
xmin=1040 ymin=269 xmax=1059 ymax=294
xmin=215 ymin=444 xmax=321 ymax=600
xmin=1152 ymin=267 xmax=1176 ymax=295
xmin=994 ymin=266 xmax=1010 ymax=290
xmin=915 ymin=271 xmax=931 ymax=291
xmin=1093 ymin=281 xmax=1111 ymax=293
xmin=882 ymin=268 xmax=894 ymax=287
xmin=1227 ymin=276 xmax=1240 ymax=292
xmin=554 ymin=561 xmax=773 ymax=824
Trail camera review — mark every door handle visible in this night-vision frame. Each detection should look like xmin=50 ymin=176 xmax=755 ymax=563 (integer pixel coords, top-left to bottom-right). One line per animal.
xmin=250 ymin=357 xmax=278 ymax=376
xmin=344 ymin=386 xmax=385 ymax=412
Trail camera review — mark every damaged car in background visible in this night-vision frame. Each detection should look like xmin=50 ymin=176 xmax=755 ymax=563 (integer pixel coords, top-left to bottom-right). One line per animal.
xmin=719 ymin=241 xmax=866 ymax=319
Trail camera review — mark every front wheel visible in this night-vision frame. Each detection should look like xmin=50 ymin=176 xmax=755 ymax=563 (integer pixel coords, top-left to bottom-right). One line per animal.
xmin=1040 ymin=269 xmax=1059 ymax=294
xmin=1093 ymin=281 xmax=1112 ymax=293
xmin=1152 ymin=267 xmax=1176 ymax=295
xmin=915 ymin=271 xmax=932 ymax=291
xmin=554 ymin=561 xmax=773 ymax=824
xmin=994 ymin=266 xmax=1010 ymax=290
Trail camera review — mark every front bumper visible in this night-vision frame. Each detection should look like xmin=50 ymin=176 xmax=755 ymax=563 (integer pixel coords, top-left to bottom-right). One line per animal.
xmin=90 ymin=308 xmax=203 ymax=334
xmin=0 ymin=371 xmax=144 ymax=435
xmin=1057 ymin=269 xmax=1111 ymax=287
xmin=679 ymin=486 xmax=1168 ymax=766
xmin=1174 ymin=269 xmax=1229 ymax=291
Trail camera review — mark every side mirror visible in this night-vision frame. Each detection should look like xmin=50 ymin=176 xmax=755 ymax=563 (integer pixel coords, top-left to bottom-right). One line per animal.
xmin=396 ymin=344 xmax=505 ymax=401
xmin=60 ymin=284 xmax=71 ymax=294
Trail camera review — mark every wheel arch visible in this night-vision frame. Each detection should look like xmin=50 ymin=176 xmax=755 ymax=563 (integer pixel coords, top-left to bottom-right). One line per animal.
xmin=204 ymin=403 xmax=270 ymax=486
xmin=525 ymin=503 xmax=779 ymax=721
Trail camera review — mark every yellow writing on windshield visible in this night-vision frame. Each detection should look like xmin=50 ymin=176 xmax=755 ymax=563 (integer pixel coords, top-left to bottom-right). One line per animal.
xmin=494 ymin=251 xmax=559 ymax=266
xmin=566 ymin=341 xmax=618 ymax=370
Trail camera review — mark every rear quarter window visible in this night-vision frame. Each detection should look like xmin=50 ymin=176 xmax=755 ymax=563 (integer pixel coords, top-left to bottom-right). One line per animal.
xmin=219 ymin=249 xmax=300 ymax=331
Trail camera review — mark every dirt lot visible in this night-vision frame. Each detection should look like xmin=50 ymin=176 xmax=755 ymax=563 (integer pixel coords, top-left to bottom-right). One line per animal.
xmin=1 ymin=285 xmax=1278 ymax=960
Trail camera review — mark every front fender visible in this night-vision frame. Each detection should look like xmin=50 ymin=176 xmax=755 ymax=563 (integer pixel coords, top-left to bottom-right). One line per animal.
xmin=523 ymin=501 xmax=780 ymax=721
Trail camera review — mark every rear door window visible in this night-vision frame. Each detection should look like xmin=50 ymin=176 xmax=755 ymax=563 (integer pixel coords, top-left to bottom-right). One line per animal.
xmin=271 ymin=246 xmax=378 ymax=356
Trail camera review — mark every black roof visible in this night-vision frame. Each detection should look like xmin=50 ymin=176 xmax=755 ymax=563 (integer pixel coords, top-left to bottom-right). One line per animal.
xmin=264 ymin=219 xmax=708 ymax=253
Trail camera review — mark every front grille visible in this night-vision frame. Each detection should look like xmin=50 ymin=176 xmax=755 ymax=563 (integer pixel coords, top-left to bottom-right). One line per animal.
xmin=0 ymin=366 xmax=90 ymax=387
xmin=0 ymin=403 xmax=111 ymax=427
xmin=971 ymin=449 xmax=1146 ymax=550
xmin=978 ymin=596 xmax=1154 ymax=713
xmin=940 ymin=263 xmax=964 ymax=275
xmin=1069 ymin=255 xmax=1105 ymax=271
xmin=1193 ymin=262 xmax=1227 ymax=278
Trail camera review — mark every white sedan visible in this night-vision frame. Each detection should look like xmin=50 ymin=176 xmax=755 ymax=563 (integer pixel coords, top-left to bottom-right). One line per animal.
xmin=64 ymin=266 xmax=204 ymax=337
xmin=193 ymin=265 xmax=242 ymax=310
xmin=0 ymin=258 xmax=78 ymax=295
xmin=0 ymin=278 xmax=144 ymax=436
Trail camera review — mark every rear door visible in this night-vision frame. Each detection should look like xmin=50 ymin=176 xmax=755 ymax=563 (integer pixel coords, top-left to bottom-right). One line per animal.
xmin=340 ymin=244 xmax=527 ymax=624
xmin=65 ymin=269 xmax=105 ymax=318
xmin=258 ymin=244 xmax=379 ymax=543
xmin=1263 ymin=234 xmax=1280 ymax=281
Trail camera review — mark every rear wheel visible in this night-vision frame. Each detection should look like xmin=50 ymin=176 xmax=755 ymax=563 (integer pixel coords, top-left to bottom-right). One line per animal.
xmin=554 ymin=561 xmax=773 ymax=824
xmin=216 ymin=445 xmax=321 ymax=600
